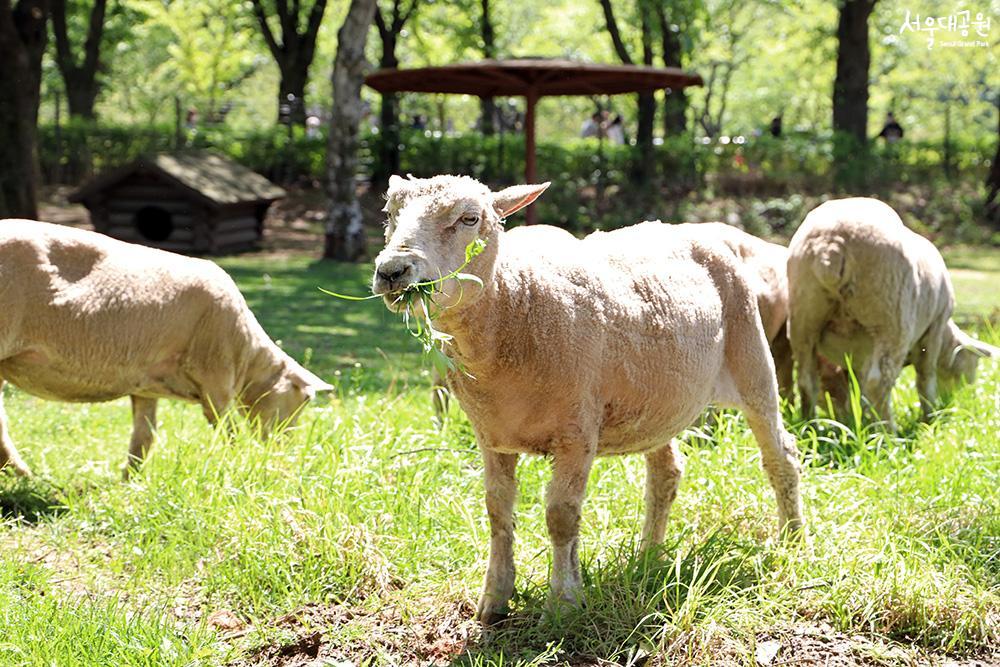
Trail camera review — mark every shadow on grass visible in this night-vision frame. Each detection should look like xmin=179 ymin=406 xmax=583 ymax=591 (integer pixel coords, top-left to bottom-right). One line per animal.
xmin=0 ymin=475 xmax=68 ymax=524
xmin=455 ymin=529 xmax=770 ymax=665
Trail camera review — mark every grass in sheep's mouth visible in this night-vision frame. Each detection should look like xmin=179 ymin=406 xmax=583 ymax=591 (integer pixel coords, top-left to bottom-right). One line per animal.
xmin=321 ymin=238 xmax=487 ymax=375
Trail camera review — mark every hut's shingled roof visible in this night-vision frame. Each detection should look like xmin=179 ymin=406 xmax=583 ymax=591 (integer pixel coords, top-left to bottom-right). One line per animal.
xmin=71 ymin=151 xmax=286 ymax=208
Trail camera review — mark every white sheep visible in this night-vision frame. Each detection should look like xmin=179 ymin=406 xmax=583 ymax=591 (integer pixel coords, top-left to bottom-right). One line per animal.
xmin=591 ymin=222 xmax=796 ymax=397
xmin=431 ymin=223 xmax=577 ymax=420
xmin=787 ymin=198 xmax=997 ymax=428
xmin=0 ymin=219 xmax=331 ymax=478
xmin=373 ymin=175 xmax=804 ymax=625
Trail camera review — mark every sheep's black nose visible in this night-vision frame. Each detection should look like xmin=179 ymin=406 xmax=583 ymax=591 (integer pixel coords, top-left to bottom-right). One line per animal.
xmin=377 ymin=265 xmax=406 ymax=283
xmin=376 ymin=257 xmax=413 ymax=285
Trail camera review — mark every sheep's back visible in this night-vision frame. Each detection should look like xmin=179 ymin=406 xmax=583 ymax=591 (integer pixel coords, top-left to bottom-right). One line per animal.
xmin=0 ymin=219 xmax=252 ymax=400
xmin=481 ymin=222 xmax=747 ymax=452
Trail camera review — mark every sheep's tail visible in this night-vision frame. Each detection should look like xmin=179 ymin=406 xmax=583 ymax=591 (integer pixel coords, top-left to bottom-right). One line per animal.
xmin=811 ymin=237 xmax=847 ymax=292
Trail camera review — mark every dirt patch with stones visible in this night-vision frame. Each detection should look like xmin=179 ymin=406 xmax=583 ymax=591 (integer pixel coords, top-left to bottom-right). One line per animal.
xmin=233 ymin=600 xmax=478 ymax=666
xmin=230 ymin=609 xmax=999 ymax=667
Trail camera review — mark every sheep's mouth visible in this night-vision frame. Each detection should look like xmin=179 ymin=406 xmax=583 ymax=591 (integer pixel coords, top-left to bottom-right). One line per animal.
xmin=382 ymin=291 xmax=406 ymax=310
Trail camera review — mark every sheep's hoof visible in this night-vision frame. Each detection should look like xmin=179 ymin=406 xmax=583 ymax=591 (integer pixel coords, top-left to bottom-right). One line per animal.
xmin=545 ymin=584 xmax=583 ymax=618
xmin=779 ymin=519 xmax=807 ymax=544
xmin=475 ymin=597 xmax=510 ymax=627
xmin=0 ymin=459 xmax=32 ymax=477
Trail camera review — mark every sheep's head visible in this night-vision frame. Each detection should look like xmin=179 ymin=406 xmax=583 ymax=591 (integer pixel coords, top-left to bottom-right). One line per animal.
xmin=372 ymin=175 xmax=549 ymax=311
xmin=242 ymin=356 xmax=332 ymax=434
xmin=939 ymin=320 xmax=998 ymax=394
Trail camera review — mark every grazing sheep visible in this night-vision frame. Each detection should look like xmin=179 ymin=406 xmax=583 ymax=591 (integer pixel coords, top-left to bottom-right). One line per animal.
xmin=0 ymin=219 xmax=331 ymax=478
xmin=373 ymin=175 xmax=804 ymax=625
xmin=787 ymin=198 xmax=997 ymax=428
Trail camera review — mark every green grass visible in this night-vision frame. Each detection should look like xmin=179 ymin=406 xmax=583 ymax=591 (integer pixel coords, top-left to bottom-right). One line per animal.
xmin=0 ymin=247 xmax=997 ymax=665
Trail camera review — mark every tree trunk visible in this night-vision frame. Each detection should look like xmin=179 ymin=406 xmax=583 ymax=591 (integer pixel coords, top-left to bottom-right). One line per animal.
xmin=51 ymin=0 xmax=106 ymax=119
xmin=0 ymin=0 xmax=48 ymax=220
xmin=64 ymin=74 xmax=99 ymax=118
xmin=986 ymin=103 xmax=1000 ymax=230
xmin=373 ymin=28 xmax=399 ymax=187
xmin=278 ymin=64 xmax=308 ymax=125
xmin=376 ymin=90 xmax=400 ymax=182
xmin=250 ymin=0 xmax=328 ymax=128
xmin=324 ymin=0 xmax=376 ymax=261
xmin=634 ymin=4 xmax=655 ymax=184
xmin=833 ymin=0 xmax=875 ymax=144
xmin=479 ymin=0 xmax=496 ymax=136
xmin=659 ymin=10 xmax=687 ymax=136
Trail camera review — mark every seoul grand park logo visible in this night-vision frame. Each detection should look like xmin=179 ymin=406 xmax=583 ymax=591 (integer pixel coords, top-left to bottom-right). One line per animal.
xmin=899 ymin=8 xmax=993 ymax=48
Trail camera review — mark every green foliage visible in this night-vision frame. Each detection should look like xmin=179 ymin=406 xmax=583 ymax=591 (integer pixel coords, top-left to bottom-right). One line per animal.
xmin=41 ymin=119 xmax=993 ymax=237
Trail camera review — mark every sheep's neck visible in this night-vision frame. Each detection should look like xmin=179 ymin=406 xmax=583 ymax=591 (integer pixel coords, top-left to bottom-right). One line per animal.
xmin=434 ymin=271 xmax=514 ymax=376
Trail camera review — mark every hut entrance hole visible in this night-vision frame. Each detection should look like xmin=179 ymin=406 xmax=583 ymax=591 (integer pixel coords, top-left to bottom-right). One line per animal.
xmin=134 ymin=206 xmax=174 ymax=242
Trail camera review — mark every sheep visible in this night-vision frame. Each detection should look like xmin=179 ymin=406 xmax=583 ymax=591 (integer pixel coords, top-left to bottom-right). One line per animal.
xmin=592 ymin=222 xmax=796 ymax=398
xmin=372 ymin=175 xmax=804 ymax=625
xmin=787 ymin=198 xmax=997 ymax=429
xmin=0 ymin=219 xmax=332 ymax=478
xmin=430 ymin=223 xmax=578 ymax=420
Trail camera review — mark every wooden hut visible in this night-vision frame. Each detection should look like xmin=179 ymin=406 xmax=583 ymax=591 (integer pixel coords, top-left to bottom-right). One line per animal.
xmin=70 ymin=151 xmax=286 ymax=255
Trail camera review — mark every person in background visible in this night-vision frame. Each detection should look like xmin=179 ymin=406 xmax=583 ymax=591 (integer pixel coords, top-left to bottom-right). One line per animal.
xmin=580 ymin=110 xmax=602 ymax=138
xmin=878 ymin=112 xmax=904 ymax=143
xmin=769 ymin=115 xmax=783 ymax=138
xmin=606 ymin=114 xmax=626 ymax=145
xmin=306 ymin=114 xmax=322 ymax=138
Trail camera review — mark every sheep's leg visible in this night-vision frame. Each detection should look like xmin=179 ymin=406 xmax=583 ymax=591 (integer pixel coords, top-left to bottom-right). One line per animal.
xmin=476 ymin=450 xmax=518 ymax=625
xmin=819 ymin=358 xmax=851 ymax=423
xmin=200 ymin=390 xmax=233 ymax=428
xmin=0 ymin=382 xmax=32 ymax=476
xmin=915 ymin=326 xmax=945 ymax=420
xmin=860 ymin=344 xmax=905 ymax=431
xmin=788 ymin=284 xmax=835 ymax=421
xmin=641 ymin=440 xmax=685 ymax=549
xmin=546 ymin=443 xmax=595 ymax=607
xmin=728 ymin=315 xmax=804 ymax=539
xmin=744 ymin=409 xmax=804 ymax=538
xmin=123 ymin=396 xmax=158 ymax=480
xmin=770 ymin=329 xmax=795 ymax=402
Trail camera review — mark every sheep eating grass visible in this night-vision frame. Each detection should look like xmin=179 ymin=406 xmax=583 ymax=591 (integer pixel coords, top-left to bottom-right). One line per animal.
xmin=788 ymin=198 xmax=997 ymax=429
xmin=0 ymin=219 xmax=332 ymax=479
xmin=372 ymin=175 xmax=804 ymax=625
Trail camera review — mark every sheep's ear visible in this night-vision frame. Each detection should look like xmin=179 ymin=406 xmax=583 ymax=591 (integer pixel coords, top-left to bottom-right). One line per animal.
xmin=961 ymin=337 xmax=999 ymax=359
xmin=387 ymin=175 xmax=407 ymax=196
xmin=492 ymin=182 xmax=550 ymax=219
xmin=287 ymin=363 xmax=334 ymax=399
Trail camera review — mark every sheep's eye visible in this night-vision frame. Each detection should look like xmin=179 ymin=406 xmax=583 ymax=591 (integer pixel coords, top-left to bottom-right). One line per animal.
xmin=460 ymin=213 xmax=480 ymax=226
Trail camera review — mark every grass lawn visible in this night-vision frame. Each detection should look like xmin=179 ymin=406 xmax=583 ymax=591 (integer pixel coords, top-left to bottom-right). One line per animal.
xmin=0 ymin=244 xmax=997 ymax=666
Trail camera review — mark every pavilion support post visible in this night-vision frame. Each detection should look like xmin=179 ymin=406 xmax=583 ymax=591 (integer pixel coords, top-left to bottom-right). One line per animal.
xmin=524 ymin=89 xmax=539 ymax=224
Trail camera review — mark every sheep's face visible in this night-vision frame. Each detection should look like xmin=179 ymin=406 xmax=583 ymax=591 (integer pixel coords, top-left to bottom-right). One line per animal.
xmin=242 ymin=361 xmax=333 ymax=434
xmin=939 ymin=322 xmax=997 ymax=394
xmin=373 ymin=175 xmax=549 ymax=310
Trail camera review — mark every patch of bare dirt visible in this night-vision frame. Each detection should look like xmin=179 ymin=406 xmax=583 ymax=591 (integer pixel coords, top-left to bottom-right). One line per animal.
xmin=231 ymin=609 xmax=1000 ymax=667
xmin=740 ymin=623 xmax=998 ymax=667
xmin=233 ymin=600 xmax=478 ymax=667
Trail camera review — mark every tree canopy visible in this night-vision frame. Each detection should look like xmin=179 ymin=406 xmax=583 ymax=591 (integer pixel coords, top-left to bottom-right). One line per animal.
xmin=33 ymin=0 xmax=995 ymax=145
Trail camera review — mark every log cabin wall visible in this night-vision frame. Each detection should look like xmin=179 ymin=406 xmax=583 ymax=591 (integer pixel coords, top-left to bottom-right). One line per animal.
xmin=72 ymin=151 xmax=285 ymax=256
xmin=92 ymin=172 xmax=201 ymax=253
